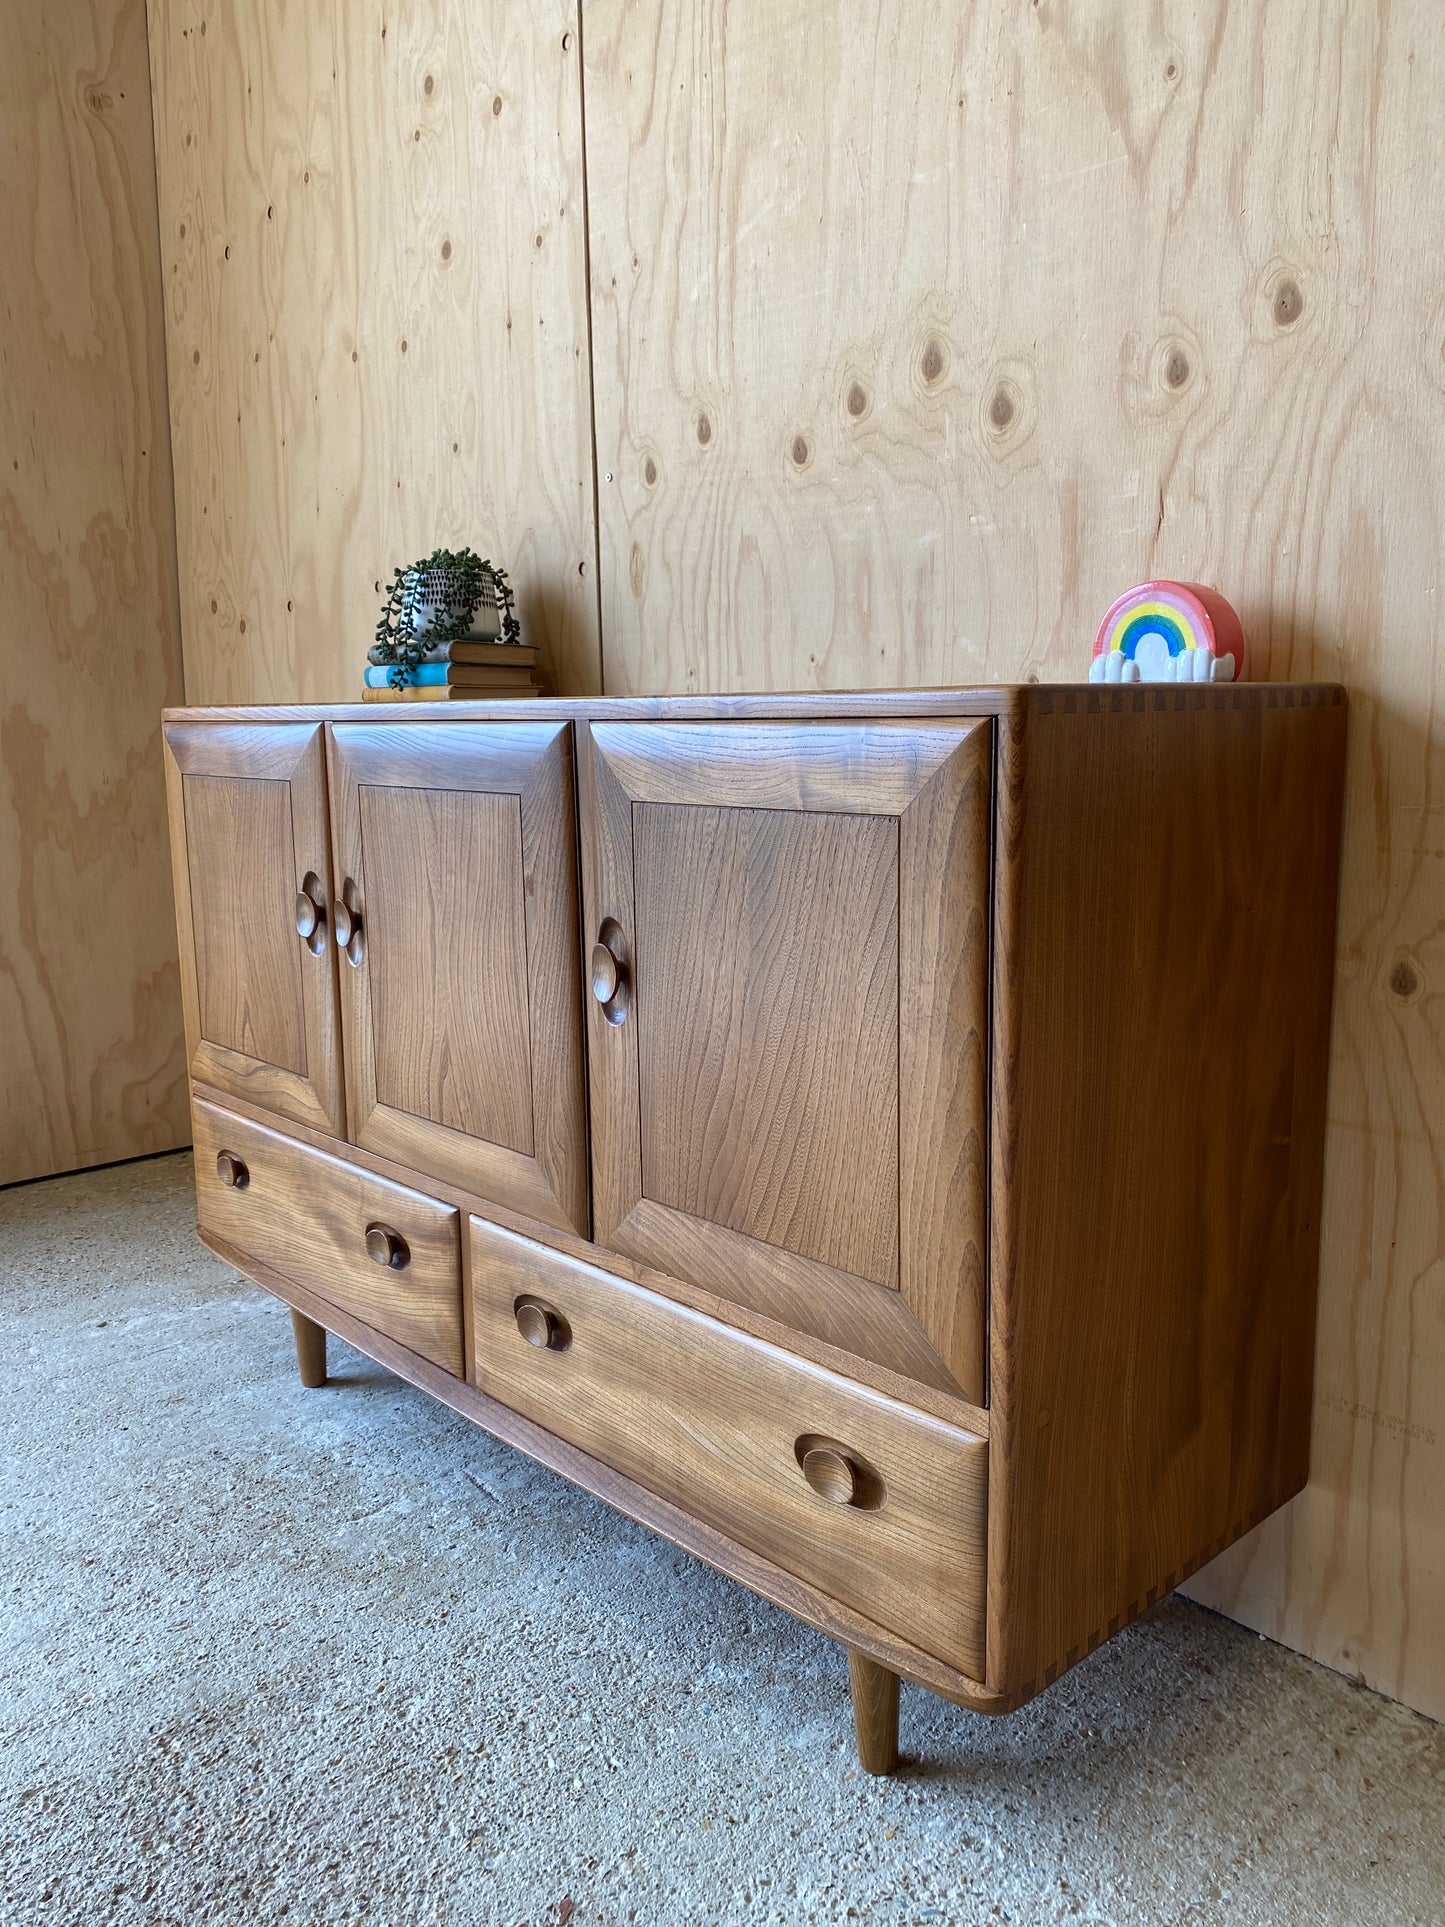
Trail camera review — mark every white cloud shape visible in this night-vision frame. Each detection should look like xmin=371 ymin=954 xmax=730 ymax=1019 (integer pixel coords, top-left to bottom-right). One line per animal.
xmin=1089 ymin=645 xmax=1237 ymax=685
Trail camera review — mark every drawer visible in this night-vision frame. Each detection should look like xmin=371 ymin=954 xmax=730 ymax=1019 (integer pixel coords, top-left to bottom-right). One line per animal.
xmin=193 ymin=1099 xmax=464 ymax=1375
xmin=469 ymin=1216 xmax=987 ymax=1677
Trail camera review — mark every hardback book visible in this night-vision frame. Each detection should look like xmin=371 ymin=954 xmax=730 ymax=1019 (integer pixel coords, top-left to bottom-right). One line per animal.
xmin=446 ymin=640 xmax=540 ymax=667
xmin=445 ymin=666 xmax=540 ymax=689
xmin=444 ymin=685 xmax=540 ymax=701
xmin=364 ymin=662 xmax=448 ymax=688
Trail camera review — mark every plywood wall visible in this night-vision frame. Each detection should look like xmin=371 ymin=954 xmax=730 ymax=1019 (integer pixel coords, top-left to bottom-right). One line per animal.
xmin=0 ymin=0 xmax=187 ymax=1186
xmin=148 ymin=0 xmax=600 ymax=704
xmin=582 ymin=0 xmax=1443 ymax=1719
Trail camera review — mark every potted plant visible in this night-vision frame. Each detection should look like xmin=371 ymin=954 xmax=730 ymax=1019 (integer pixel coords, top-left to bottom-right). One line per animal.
xmin=370 ymin=546 xmax=521 ymax=688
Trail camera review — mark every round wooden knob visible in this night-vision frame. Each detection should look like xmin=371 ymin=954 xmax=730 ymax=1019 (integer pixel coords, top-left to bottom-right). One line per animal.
xmin=295 ymin=891 xmax=320 ymax=940
xmin=364 ymin=1222 xmax=409 ymax=1270
xmin=333 ymin=896 xmax=364 ymax=967
xmin=590 ymin=919 xmax=630 ymax=1023
xmin=590 ymin=943 xmax=620 ymax=1005
xmin=215 ymin=1149 xmax=249 ymax=1190
xmin=514 ymin=1297 xmax=569 ymax=1350
xmin=801 ymin=1444 xmax=861 ymax=1507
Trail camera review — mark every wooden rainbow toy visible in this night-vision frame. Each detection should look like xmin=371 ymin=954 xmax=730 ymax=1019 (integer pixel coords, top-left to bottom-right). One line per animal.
xmin=1090 ymin=582 xmax=1245 ymax=684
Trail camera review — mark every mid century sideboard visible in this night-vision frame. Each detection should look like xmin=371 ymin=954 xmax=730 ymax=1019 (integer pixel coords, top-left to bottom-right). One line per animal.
xmin=163 ymin=683 xmax=1346 ymax=1773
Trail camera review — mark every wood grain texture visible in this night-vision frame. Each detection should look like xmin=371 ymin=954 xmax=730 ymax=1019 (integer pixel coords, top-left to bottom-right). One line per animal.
xmin=148 ymin=0 xmax=600 ymax=704
xmin=192 ymin=1072 xmax=991 ymax=1434
xmin=634 ymin=801 xmax=900 ymax=1284
xmin=360 ymin=784 xmax=534 ymax=1155
xmin=592 ymin=721 xmax=973 ymax=813
xmin=164 ymin=693 xmax=1022 ymax=725
xmin=469 ymin=1215 xmax=988 ymax=1678
xmin=898 ymin=721 xmax=991 ymax=1395
xmin=0 ymin=0 xmax=187 ymax=1185
xmin=184 ymin=776 xmax=307 ymax=1073
xmin=193 ymin=1096 xmax=464 ymax=1375
xmin=611 ymin=1194 xmax=968 ymax=1400
xmin=164 ymin=721 xmax=345 ymax=1135
xmin=327 ymin=720 xmax=589 ymax=1234
xmin=846 ymin=1648 xmax=900 ymax=1777
xmin=203 ymin=1223 xmax=1016 ymax=1713
xmin=581 ymin=0 xmax=1444 ymax=1719
xmin=290 ymin=1307 xmax=327 ymax=1388
xmin=582 ymin=718 xmax=990 ymax=1402
xmin=986 ymin=687 xmax=1346 ymax=1704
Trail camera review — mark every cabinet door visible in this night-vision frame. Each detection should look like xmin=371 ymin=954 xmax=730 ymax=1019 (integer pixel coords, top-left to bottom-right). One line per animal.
xmin=327 ymin=720 xmax=588 ymax=1236
xmin=163 ymin=722 xmax=344 ymax=1135
xmin=580 ymin=720 xmax=991 ymax=1406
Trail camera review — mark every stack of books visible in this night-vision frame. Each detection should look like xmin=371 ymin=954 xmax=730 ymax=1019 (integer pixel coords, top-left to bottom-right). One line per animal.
xmin=361 ymin=661 xmax=448 ymax=702
xmin=445 ymin=638 xmax=545 ymax=699
xmin=361 ymin=640 xmax=545 ymax=702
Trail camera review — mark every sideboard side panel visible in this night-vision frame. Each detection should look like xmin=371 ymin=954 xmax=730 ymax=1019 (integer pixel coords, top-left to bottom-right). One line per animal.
xmin=987 ymin=684 xmax=1347 ymax=1700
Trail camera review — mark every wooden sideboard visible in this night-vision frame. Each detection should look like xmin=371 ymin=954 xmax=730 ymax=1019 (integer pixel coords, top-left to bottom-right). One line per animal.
xmin=162 ymin=684 xmax=1346 ymax=1774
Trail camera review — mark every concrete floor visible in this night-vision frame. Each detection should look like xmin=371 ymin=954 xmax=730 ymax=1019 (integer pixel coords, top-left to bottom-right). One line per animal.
xmin=1 ymin=1154 xmax=1442 ymax=1927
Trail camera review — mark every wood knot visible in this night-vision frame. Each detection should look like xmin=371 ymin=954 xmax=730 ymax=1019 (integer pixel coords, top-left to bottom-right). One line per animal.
xmin=441 ymin=238 xmax=452 ymax=261
xmin=696 ymin=413 xmax=712 ymax=446
xmin=989 ymin=385 xmax=1016 ymax=430
xmin=791 ymin=434 xmax=810 ymax=467
xmin=424 ymin=73 xmax=434 ymax=95
xmin=1388 ymin=956 xmax=1420 ymax=1000
xmin=920 ymin=336 xmax=946 ymax=384
xmin=1165 ymin=346 xmax=1191 ymax=390
xmin=846 ymin=380 xmax=870 ymax=419
xmin=643 ymin=455 xmax=658 ymax=486
xmin=1273 ymin=277 xmax=1304 ymax=327
xmin=492 ymin=95 xmax=503 ymax=116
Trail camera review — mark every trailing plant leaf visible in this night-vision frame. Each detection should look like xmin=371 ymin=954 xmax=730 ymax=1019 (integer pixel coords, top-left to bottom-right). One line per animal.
xmin=372 ymin=546 xmax=521 ymax=685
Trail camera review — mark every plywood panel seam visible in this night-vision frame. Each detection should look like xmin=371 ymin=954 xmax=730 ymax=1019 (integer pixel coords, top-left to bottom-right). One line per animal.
xmin=572 ymin=0 xmax=606 ymax=694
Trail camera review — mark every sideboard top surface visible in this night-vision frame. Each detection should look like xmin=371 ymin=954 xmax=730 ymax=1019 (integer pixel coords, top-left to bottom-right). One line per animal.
xmin=163 ymin=683 xmax=1346 ymax=727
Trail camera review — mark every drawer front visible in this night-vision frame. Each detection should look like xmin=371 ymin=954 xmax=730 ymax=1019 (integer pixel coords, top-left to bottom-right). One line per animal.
xmin=469 ymin=1216 xmax=987 ymax=1677
xmin=194 ymin=1099 xmax=463 ymax=1375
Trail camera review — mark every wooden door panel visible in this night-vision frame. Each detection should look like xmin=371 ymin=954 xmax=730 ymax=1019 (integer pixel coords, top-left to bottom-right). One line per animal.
xmin=328 ymin=721 xmax=588 ymax=1235
xmin=185 ymin=776 xmax=307 ymax=1074
xmin=163 ymin=722 xmax=344 ymax=1135
xmin=580 ymin=719 xmax=991 ymax=1406
xmin=360 ymin=784 xmax=534 ymax=1155
xmin=634 ymin=802 xmax=899 ymax=1285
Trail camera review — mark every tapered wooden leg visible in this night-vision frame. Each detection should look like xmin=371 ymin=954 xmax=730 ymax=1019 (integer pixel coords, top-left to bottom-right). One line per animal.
xmin=846 ymin=1646 xmax=900 ymax=1775
xmin=290 ymin=1308 xmax=327 ymax=1388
